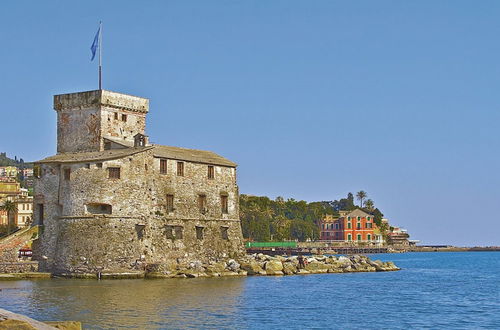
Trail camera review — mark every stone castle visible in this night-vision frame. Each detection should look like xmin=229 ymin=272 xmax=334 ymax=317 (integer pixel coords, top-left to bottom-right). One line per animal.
xmin=33 ymin=90 xmax=244 ymax=274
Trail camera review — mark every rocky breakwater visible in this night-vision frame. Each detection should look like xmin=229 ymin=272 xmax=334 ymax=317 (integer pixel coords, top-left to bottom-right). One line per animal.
xmin=147 ymin=254 xmax=399 ymax=278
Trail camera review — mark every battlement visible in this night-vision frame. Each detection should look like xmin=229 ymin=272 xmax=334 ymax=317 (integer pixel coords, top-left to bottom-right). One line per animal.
xmin=54 ymin=90 xmax=149 ymax=113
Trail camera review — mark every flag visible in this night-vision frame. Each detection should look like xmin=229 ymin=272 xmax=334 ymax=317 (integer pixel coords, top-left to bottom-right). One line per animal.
xmin=90 ymin=26 xmax=100 ymax=61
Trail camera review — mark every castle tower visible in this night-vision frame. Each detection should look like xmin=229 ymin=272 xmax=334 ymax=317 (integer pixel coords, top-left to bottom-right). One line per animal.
xmin=53 ymin=90 xmax=149 ymax=153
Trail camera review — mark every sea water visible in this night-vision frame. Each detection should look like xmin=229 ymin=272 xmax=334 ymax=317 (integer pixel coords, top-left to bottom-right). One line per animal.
xmin=0 ymin=252 xmax=498 ymax=329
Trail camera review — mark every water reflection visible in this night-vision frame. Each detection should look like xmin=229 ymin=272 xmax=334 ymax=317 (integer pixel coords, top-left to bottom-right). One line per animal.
xmin=0 ymin=278 xmax=246 ymax=329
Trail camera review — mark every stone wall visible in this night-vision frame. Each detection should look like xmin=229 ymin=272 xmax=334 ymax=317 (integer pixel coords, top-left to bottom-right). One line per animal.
xmin=34 ymin=149 xmax=244 ymax=274
xmin=54 ymin=90 xmax=149 ymax=154
xmin=0 ymin=261 xmax=38 ymax=273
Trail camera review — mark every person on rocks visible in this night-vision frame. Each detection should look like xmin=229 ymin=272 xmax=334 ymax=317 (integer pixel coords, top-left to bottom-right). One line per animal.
xmin=298 ymin=254 xmax=305 ymax=269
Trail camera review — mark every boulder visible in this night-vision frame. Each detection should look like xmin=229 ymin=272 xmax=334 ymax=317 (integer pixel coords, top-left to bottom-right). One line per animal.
xmin=283 ymin=262 xmax=297 ymax=275
xmin=264 ymin=260 xmax=283 ymax=272
xmin=240 ymin=261 xmax=264 ymax=275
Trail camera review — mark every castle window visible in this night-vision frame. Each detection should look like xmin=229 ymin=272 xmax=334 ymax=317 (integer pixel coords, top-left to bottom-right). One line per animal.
xmin=174 ymin=226 xmax=183 ymax=239
xmin=96 ymin=163 xmax=103 ymax=168
xmin=135 ymin=224 xmax=145 ymax=240
xmin=114 ymin=112 xmax=118 ymax=120
xmin=165 ymin=225 xmax=183 ymax=239
xmin=160 ymin=159 xmax=167 ymax=174
xmin=63 ymin=168 xmax=71 ymax=181
xmin=86 ymin=203 xmax=112 ymax=215
xmin=108 ymin=167 xmax=121 ymax=179
xmin=85 ymin=163 xmax=90 ymax=169
xmin=208 ymin=166 xmax=215 ymax=179
xmin=166 ymin=194 xmax=174 ymax=212
xmin=121 ymin=114 xmax=127 ymax=122
xmin=198 ymin=194 xmax=207 ymax=214
xmin=196 ymin=226 xmax=204 ymax=240
xmin=177 ymin=162 xmax=184 ymax=176
xmin=37 ymin=204 xmax=44 ymax=226
xmin=221 ymin=226 xmax=229 ymax=240
xmin=221 ymin=195 xmax=228 ymax=214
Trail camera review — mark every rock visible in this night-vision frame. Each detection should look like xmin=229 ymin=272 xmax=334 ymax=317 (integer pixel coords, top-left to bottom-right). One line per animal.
xmin=240 ymin=261 xmax=263 ymax=275
xmin=266 ymin=270 xmax=284 ymax=276
xmin=264 ymin=260 xmax=283 ymax=272
xmin=296 ymin=269 xmax=310 ymax=275
xmin=227 ymin=259 xmax=240 ymax=272
xmin=205 ymin=262 xmax=226 ymax=274
xmin=283 ymin=262 xmax=297 ymax=275
xmin=305 ymin=262 xmax=329 ymax=273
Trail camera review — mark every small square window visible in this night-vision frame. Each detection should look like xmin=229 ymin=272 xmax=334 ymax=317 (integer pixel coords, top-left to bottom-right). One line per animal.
xmin=221 ymin=195 xmax=228 ymax=214
xmin=160 ymin=159 xmax=167 ymax=174
xmin=166 ymin=194 xmax=174 ymax=212
xmin=177 ymin=162 xmax=184 ymax=176
xmin=196 ymin=226 xmax=204 ymax=240
xmin=122 ymin=114 xmax=127 ymax=122
xmin=96 ymin=163 xmax=103 ymax=168
xmin=208 ymin=166 xmax=214 ymax=179
xmin=63 ymin=168 xmax=71 ymax=181
xmin=198 ymin=194 xmax=207 ymax=214
xmin=221 ymin=226 xmax=229 ymax=240
xmin=108 ymin=167 xmax=121 ymax=179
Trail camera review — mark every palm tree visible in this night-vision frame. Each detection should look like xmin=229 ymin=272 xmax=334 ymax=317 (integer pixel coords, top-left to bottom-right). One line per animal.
xmin=364 ymin=199 xmax=375 ymax=211
xmin=0 ymin=200 xmax=17 ymax=235
xmin=356 ymin=191 xmax=367 ymax=208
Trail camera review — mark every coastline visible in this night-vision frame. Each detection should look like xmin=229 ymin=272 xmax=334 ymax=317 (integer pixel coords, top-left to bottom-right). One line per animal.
xmin=0 ymin=253 xmax=399 ymax=280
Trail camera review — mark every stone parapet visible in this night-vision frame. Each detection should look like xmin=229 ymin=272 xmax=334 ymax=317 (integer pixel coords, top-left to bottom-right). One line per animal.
xmin=54 ymin=90 xmax=149 ymax=113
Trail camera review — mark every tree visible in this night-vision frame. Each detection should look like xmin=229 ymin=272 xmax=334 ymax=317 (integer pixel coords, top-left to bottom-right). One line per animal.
xmin=0 ymin=200 xmax=16 ymax=235
xmin=356 ymin=191 xmax=367 ymax=208
xmin=364 ymin=199 xmax=374 ymax=211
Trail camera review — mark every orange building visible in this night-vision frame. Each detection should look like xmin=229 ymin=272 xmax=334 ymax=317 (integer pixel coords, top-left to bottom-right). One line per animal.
xmin=319 ymin=209 xmax=378 ymax=243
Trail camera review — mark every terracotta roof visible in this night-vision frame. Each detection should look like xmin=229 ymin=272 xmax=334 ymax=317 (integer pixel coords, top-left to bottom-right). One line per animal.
xmin=152 ymin=145 xmax=236 ymax=167
xmin=35 ymin=147 xmax=153 ymax=164
xmin=344 ymin=209 xmax=372 ymax=218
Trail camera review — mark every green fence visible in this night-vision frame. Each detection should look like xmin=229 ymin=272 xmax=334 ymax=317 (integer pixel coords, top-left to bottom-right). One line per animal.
xmin=245 ymin=241 xmax=297 ymax=248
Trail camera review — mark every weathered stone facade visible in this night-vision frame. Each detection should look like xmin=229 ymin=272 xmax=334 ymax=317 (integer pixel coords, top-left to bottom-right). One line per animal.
xmin=33 ymin=90 xmax=244 ymax=274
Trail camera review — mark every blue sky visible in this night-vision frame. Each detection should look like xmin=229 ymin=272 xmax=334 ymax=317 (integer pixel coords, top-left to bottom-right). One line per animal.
xmin=1 ymin=1 xmax=499 ymax=246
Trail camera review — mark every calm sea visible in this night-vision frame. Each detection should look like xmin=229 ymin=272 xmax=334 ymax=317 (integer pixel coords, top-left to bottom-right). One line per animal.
xmin=0 ymin=252 xmax=498 ymax=329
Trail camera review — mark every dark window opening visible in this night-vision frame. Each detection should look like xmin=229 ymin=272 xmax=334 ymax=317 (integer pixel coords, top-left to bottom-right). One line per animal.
xmin=160 ymin=159 xmax=167 ymax=174
xmin=96 ymin=163 xmax=103 ymax=168
xmin=38 ymin=204 xmax=44 ymax=226
xmin=196 ymin=226 xmax=204 ymax=240
xmin=114 ymin=112 xmax=118 ymax=120
xmin=198 ymin=194 xmax=207 ymax=214
xmin=208 ymin=166 xmax=215 ymax=179
xmin=63 ymin=168 xmax=71 ymax=181
xmin=221 ymin=226 xmax=229 ymax=240
xmin=221 ymin=195 xmax=228 ymax=214
xmin=166 ymin=194 xmax=174 ymax=212
xmin=165 ymin=225 xmax=183 ymax=240
xmin=177 ymin=162 xmax=184 ymax=176
xmin=86 ymin=203 xmax=112 ymax=215
xmin=135 ymin=224 xmax=145 ymax=240
xmin=108 ymin=167 xmax=121 ymax=179
xmin=122 ymin=114 xmax=127 ymax=122
xmin=85 ymin=163 xmax=90 ymax=169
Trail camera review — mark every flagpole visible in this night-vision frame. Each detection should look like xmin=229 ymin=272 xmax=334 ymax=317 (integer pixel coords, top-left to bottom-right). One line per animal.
xmin=98 ymin=21 xmax=102 ymax=90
